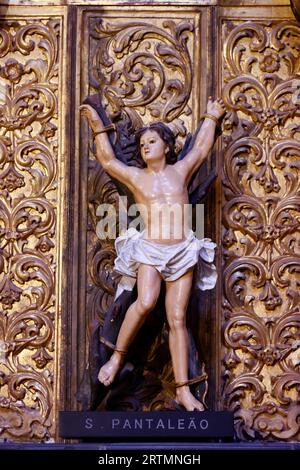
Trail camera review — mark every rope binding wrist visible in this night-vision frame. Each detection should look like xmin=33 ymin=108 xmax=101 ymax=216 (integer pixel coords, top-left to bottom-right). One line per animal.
xmin=92 ymin=123 xmax=116 ymax=138
xmin=114 ymin=348 xmax=127 ymax=357
xmin=200 ymin=113 xmax=221 ymax=130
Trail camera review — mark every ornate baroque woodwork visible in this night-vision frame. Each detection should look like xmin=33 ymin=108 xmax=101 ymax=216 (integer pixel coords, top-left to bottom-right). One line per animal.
xmin=221 ymin=9 xmax=300 ymax=440
xmin=0 ymin=8 xmax=66 ymax=440
xmin=1 ymin=0 xmax=299 ymax=443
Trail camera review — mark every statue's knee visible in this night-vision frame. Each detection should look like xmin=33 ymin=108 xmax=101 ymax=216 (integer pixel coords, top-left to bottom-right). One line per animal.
xmin=136 ymin=296 xmax=156 ymax=314
xmin=168 ymin=311 xmax=185 ymax=331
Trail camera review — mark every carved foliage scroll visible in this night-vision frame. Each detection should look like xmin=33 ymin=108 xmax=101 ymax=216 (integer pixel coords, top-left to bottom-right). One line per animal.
xmin=222 ymin=20 xmax=300 ymax=440
xmin=89 ymin=17 xmax=194 ymax=134
xmin=0 ymin=18 xmax=60 ymax=440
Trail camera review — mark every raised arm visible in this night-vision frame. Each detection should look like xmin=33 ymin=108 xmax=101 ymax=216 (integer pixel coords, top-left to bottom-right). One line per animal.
xmin=80 ymin=104 xmax=140 ymax=192
xmin=176 ymin=98 xmax=226 ymax=183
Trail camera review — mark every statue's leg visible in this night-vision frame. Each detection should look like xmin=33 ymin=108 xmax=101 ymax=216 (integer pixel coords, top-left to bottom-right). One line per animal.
xmin=98 ymin=264 xmax=161 ymax=386
xmin=165 ymin=269 xmax=205 ymax=411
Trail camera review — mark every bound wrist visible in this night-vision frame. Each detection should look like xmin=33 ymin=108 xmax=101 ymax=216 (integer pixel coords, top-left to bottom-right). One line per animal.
xmin=201 ymin=113 xmax=221 ymax=130
xmin=92 ymin=123 xmax=116 ymax=138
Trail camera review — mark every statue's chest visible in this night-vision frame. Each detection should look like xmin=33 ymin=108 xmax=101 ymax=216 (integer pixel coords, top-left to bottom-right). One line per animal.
xmin=138 ymin=172 xmax=184 ymax=200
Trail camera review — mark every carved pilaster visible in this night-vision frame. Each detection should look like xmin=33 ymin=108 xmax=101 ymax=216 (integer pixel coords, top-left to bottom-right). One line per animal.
xmin=0 ymin=14 xmax=63 ymax=440
xmin=221 ymin=17 xmax=300 ymax=440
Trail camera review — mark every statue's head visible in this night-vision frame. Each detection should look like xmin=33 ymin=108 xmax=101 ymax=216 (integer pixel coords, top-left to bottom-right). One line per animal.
xmin=135 ymin=122 xmax=177 ymax=166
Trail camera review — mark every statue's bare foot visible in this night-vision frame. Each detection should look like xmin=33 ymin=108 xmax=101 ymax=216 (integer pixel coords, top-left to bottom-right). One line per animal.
xmin=98 ymin=353 xmax=123 ymax=386
xmin=176 ymin=387 xmax=205 ymax=411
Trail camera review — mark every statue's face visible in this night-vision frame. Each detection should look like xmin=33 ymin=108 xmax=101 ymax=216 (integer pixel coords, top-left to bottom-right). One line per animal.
xmin=140 ymin=130 xmax=169 ymax=163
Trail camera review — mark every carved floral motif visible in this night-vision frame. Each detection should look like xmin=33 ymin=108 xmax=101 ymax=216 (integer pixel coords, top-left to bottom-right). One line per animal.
xmin=89 ymin=17 xmax=194 ymax=133
xmin=222 ymin=20 xmax=300 ymax=440
xmin=0 ymin=18 xmax=60 ymax=440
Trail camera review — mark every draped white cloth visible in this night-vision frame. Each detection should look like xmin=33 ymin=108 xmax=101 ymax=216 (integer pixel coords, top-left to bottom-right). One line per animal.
xmin=114 ymin=227 xmax=217 ymax=299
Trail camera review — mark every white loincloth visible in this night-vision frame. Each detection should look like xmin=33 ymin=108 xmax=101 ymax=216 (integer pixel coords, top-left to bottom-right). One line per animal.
xmin=113 ymin=227 xmax=217 ymax=299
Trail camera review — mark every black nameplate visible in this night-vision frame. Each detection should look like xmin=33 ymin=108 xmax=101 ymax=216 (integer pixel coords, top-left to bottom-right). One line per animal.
xmin=59 ymin=411 xmax=234 ymax=438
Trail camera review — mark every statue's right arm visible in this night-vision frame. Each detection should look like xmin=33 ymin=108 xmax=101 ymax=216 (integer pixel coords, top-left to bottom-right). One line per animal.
xmin=94 ymin=132 xmax=140 ymax=192
xmin=80 ymin=104 xmax=140 ymax=192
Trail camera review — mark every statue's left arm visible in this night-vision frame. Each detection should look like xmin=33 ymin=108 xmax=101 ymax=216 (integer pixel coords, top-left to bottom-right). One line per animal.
xmin=175 ymin=98 xmax=226 ymax=184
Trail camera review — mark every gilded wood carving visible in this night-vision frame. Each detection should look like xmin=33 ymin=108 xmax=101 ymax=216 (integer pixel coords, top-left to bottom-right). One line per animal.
xmin=0 ymin=17 xmax=61 ymax=439
xmin=222 ymin=19 xmax=300 ymax=440
xmin=89 ymin=18 xmax=194 ymax=126
xmin=1 ymin=1 xmax=299 ymax=443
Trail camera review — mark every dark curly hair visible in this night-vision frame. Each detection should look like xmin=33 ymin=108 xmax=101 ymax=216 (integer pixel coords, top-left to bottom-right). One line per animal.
xmin=135 ymin=122 xmax=177 ymax=167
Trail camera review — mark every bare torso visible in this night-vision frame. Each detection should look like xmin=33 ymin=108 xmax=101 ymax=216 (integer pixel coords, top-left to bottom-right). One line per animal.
xmin=132 ymin=164 xmax=190 ymax=244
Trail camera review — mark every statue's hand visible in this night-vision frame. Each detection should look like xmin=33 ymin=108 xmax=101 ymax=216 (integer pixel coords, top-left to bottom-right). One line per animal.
xmin=79 ymin=104 xmax=104 ymax=132
xmin=206 ymin=97 xmax=226 ymax=120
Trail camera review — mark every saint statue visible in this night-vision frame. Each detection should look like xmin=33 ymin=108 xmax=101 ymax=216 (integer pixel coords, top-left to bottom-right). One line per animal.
xmin=80 ymin=96 xmax=225 ymax=411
